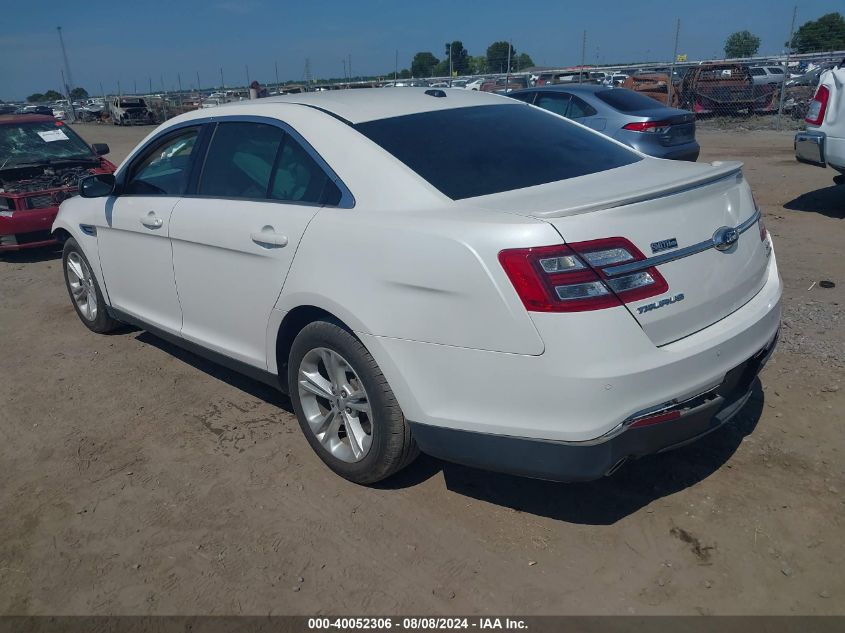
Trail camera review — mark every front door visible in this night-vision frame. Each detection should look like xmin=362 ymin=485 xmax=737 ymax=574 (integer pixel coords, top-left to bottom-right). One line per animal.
xmin=97 ymin=126 xmax=201 ymax=334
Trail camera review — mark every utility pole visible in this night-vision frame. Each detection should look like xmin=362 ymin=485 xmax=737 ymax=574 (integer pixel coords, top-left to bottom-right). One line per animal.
xmin=394 ymin=49 xmax=398 ymax=81
xmin=348 ymin=54 xmax=353 ymax=81
xmin=579 ymin=30 xmax=587 ymax=83
xmin=56 ymin=27 xmax=76 ymax=121
xmin=275 ymin=61 xmax=280 ymax=90
xmin=506 ymin=39 xmax=512 ymax=85
xmin=197 ymin=71 xmax=202 ymax=105
xmin=177 ymin=73 xmax=183 ymax=110
xmin=133 ymin=80 xmax=137 ymax=95
xmin=448 ymin=42 xmax=453 ymax=84
xmin=342 ymin=59 xmax=347 ymax=82
xmin=777 ymin=5 xmax=798 ymax=131
xmin=304 ymin=58 xmax=312 ymax=87
xmin=667 ymin=18 xmax=681 ymax=106
xmin=161 ymin=74 xmax=168 ymax=118
xmin=220 ymin=67 xmax=224 ymax=90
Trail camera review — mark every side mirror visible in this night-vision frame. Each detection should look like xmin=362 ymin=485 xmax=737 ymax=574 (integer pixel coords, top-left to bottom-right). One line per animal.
xmin=79 ymin=173 xmax=116 ymax=198
xmin=91 ymin=143 xmax=110 ymax=156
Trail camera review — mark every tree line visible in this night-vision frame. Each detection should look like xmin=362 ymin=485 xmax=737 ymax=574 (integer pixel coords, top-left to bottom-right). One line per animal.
xmin=406 ymin=41 xmax=534 ymax=78
xmin=27 ymin=87 xmax=89 ymax=103
xmin=724 ymin=12 xmax=844 ymax=58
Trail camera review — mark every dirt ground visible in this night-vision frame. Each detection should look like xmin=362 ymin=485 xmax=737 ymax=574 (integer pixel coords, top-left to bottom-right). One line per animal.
xmin=0 ymin=122 xmax=843 ymax=616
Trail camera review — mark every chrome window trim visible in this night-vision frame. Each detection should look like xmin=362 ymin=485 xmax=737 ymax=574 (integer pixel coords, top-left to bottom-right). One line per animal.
xmin=115 ymin=114 xmax=355 ymax=209
xmin=602 ymin=208 xmax=762 ymax=277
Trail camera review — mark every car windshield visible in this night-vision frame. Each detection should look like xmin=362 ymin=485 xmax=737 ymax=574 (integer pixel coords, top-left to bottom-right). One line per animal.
xmin=595 ymin=88 xmax=669 ymax=112
xmin=354 ymin=104 xmax=641 ymax=200
xmin=0 ymin=121 xmax=95 ymax=168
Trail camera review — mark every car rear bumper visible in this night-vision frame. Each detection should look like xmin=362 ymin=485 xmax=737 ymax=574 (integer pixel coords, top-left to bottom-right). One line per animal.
xmin=0 ymin=208 xmax=60 ymax=251
xmin=623 ymin=136 xmax=700 ymax=162
xmin=359 ymin=246 xmax=781 ymax=446
xmin=410 ymin=330 xmax=776 ymax=482
xmin=795 ymin=130 xmax=826 ymax=167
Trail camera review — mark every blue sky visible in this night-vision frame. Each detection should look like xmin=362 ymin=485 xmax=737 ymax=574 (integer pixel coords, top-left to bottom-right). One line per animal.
xmin=1 ymin=0 xmax=842 ymax=100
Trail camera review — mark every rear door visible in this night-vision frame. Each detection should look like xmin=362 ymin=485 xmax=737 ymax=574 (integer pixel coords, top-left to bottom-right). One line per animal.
xmin=169 ymin=119 xmax=346 ymax=368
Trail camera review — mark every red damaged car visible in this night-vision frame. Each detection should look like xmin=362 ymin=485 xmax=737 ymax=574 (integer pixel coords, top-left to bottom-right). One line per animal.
xmin=0 ymin=114 xmax=115 ymax=251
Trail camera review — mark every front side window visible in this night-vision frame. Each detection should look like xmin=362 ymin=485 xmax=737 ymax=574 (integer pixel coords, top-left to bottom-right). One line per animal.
xmin=354 ymin=104 xmax=640 ymax=200
xmin=198 ymin=122 xmax=284 ymax=198
xmin=125 ymin=128 xmax=199 ymax=196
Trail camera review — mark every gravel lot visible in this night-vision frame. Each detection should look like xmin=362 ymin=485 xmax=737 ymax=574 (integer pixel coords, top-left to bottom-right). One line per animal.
xmin=1 ymin=122 xmax=843 ymax=615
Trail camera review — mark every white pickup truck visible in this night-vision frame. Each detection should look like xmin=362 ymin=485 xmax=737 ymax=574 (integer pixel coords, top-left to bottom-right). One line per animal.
xmin=795 ymin=65 xmax=845 ymax=183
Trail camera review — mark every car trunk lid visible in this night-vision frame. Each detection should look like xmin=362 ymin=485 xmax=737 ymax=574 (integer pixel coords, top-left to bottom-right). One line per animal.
xmin=467 ymin=160 xmax=771 ymax=346
xmin=624 ymin=109 xmax=696 ymax=146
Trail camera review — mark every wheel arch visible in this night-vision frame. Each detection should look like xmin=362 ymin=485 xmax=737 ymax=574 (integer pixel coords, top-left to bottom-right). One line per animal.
xmin=274 ymin=305 xmax=356 ymax=386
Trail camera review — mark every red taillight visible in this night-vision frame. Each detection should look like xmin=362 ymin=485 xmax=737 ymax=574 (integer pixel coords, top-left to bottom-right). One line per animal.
xmin=805 ymin=85 xmax=830 ymax=126
xmin=759 ymin=218 xmax=768 ymax=241
xmin=499 ymin=237 xmax=668 ymax=312
xmin=622 ymin=120 xmax=672 ymax=133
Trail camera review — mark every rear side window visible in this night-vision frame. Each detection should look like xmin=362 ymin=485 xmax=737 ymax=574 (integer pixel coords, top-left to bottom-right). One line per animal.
xmin=198 ymin=121 xmax=342 ymax=205
xmin=535 ymin=93 xmax=571 ymax=116
xmin=749 ymin=68 xmax=766 ymax=76
xmin=595 ymin=88 xmax=668 ymax=112
xmin=199 ymin=122 xmax=284 ymax=198
xmin=270 ymin=136 xmax=342 ymax=205
xmin=768 ymin=67 xmax=784 ymax=74
xmin=567 ymin=96 xmax=598 ymax=119
xmin=354 ymin=104 xmax=640 ymax=200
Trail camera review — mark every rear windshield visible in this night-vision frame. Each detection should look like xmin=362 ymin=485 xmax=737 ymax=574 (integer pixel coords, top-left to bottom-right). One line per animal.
xmin=354 ymin=104 xmax=640 ymax=200
xmin=595 ymin=88 xmax=668 ymax=112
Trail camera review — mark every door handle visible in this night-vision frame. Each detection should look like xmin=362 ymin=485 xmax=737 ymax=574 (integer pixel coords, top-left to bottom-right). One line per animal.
xmin=251 ymin=227 xmax=288 ymax=248
xmin=140 ymin=212 xmax=163 ymax=229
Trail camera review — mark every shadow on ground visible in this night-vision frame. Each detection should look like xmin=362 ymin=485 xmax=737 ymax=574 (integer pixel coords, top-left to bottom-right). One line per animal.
xmin=383 ymin=381 xmax=764 ymax=525
xmin=0 ymin=245 xmax=61 ymax=264
xmin=784 ymin=183 xmax=845 ymax=219
xmin=130 ymin=328 xmax=763 ymax=526
xmin=135 ymin=330 xmax=293 ymax=412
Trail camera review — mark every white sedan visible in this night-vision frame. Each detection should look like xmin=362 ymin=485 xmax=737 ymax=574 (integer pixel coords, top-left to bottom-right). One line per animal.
xmin=54 ymin=89 xmax=781 ymax=484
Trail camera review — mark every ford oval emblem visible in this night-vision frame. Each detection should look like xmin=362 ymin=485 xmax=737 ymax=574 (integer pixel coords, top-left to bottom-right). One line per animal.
xmin=712 ymin=226 xmax=739 ymax=251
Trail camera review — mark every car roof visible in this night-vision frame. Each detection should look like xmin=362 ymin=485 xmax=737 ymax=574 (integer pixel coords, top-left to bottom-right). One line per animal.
xmin=207 ymin=88 xmax=512 ymax=124
xmin=0 ymin=114 xmax=56 ymax=125
xmin=518 ymin=84 xmax=608 ymax=94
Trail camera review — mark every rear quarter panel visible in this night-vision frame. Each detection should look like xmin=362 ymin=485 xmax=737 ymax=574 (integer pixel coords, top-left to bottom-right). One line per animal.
xmin=274 ymin=206 xmax=561 ymax=355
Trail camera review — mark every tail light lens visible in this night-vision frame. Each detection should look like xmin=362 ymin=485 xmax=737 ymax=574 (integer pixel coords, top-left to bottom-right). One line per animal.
xmin=759 ymin=217 xmax=768 ymax=241
xmin=623 ymin=120 xmax=672 ymax=133
xmin=805 ymin=85 xmax=830 ymax=125
xmin=499 ymin=238 xmax=668 ymax=312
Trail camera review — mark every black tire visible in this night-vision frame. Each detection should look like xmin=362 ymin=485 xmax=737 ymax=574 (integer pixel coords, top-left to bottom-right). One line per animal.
xmin=288 ymin=320 xmax=418 ymax=484
xmin=62 ymin=238 xmax=120 ymax=334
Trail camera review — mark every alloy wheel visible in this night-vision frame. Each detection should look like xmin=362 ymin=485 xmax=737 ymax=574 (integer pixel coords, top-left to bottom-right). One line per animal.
xmin=297 ymin=347 xmax=372 ymax=463
xmin=66 ymin=251 xmax=98 ymax=321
